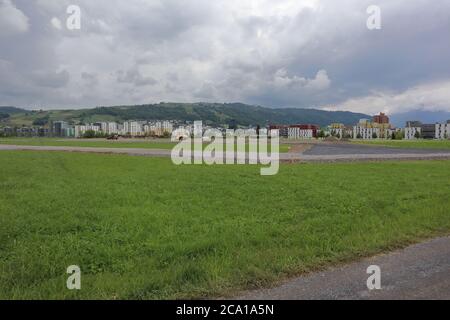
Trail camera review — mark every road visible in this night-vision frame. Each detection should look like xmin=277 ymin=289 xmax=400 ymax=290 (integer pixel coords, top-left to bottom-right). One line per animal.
xmin=2 ymin=143 xmax=450 ymax=163
xmin=237 ymin=237 xmax=450 ymax=300
xmin=304 ymin=142 xmax=450 ymax=155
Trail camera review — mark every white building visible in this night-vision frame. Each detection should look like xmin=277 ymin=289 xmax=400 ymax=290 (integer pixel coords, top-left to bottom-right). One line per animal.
xmin=435 ymin=122 xmax=450 ymax=140
xmin=353 ymin=126 xmax=380 ymax=140
xmin=404 ymin=127 xmax=421 ymax=140
xmin=288 ymin=128 xmax=314 ymax=139
xmin=329 ymin=128 xmax=343 ymax=138
xmin=107 ymin=122 xmax=118 ymax=134
xmin=74 ymin=124 xmax=100 ymax=138
xmin=123 ymin=121 xmax=143 ymax=136
xmin=144 ymin=121 xmax=174 ymax=136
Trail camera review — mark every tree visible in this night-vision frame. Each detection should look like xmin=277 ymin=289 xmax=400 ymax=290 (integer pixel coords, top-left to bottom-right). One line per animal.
xmin=395 ymin=131 xmax=404 ymax=140
xmin=356 ymin=133 xmax=362 ymax=139
xmin=414 ymin=131 xmax=421 ymax=139
xmin=336 ymin=132 xmax=341 ymax=139
xmin=317 ymin=130 xmax=325 ymax=138
xmin=83 ymin=130 xmax=97 ymax=139
xmin=391 ymin=132 xmax=396 ymax=140
xmin=372 ymin=132 xmax=378 ymax=139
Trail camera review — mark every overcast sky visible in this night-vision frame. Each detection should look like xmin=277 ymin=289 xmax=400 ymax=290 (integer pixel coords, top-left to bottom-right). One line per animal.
xmin=1 ymin=0 xmax=449 ymax=115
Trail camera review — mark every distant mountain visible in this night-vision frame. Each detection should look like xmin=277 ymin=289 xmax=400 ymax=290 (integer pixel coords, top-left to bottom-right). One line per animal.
xmin=0 ymin=103 xmax=370 ymax=127
xmin=390 ymin=110 xmax=450 ymax=127
xmin=0 ymin=106 xmax=27 ymax=114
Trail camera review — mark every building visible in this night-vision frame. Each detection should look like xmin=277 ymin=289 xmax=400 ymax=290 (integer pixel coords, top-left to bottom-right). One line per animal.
xmin=144 ymin=121 xmax=174 ymax=137
xmin=74 ymin=124 xmax=100 ymax=138
xmin=270 ymin=124 xmax=319 ymax=139
xmin=372 ymin=113 xmax=392 ymax=139
xmin=107 ymin=122 xmax=118 ymax=134
xmin=406 ymin=121 xmax=422 ymax=127
xmin=353 ymin=126 xmax=380 ymax=139
xmin=53 ymin=121 xmax=69 ymax=137
xmin=404 ymin=126 xmax=421 ymax=140
xmin=435 ymin=121 xmax=450 ymax=140
xmin=94 ymin=122 xmax=108 ymax=133
xmin=123 ymin=121 xmax=142 ymax=136
xmin=353 ymin=119 xmax=380 ymax=139
xmin=373 ymin=112 xmax=390 ymax=124
xmin=420 ymin=124 xmax=436 ymax=139
xmin=329 ymin=123 xmax=345 ymax=138
xmin=268 ymin=125 xmax=289 ymax=138
xmin=288 ymin=127 xmax=314 ymax=139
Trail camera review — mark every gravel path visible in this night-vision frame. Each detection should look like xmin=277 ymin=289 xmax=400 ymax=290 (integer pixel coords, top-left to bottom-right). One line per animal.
xmin=237 ymin=237 xmax=450 ymax=300
xmin=304 ymin=143 xmax=450 ymax=156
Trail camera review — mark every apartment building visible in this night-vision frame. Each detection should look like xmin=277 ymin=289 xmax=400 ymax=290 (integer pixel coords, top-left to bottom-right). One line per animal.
xmin=373 ymin=112 xmax=390 ymax=124
xmin=404 ymin=126 xmax=421 ymax=140
xmin=74 ymin=124 xmax=100 ymax=138
xmin=329 ymin=123 xmax=344 ymax=138
xmin=270 ymin=124 xmax=319 ymax=139
xmin=288 ymin=127 xmax=314 ymax=139
xmin=123 ymin=121 xmax=143 ymax=136
xmin=353 ymin=119 xmax=380 ymax=139
xmin=435 ymin=121 xmax=450 ymax=139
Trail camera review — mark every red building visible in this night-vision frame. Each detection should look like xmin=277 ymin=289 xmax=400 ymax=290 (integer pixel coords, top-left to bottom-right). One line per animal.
xmin=373 ymin=113 xmax=390 ymax=124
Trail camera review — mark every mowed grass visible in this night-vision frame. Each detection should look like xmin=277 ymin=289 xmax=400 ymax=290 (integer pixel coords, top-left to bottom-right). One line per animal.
xmin=352 ymin=139 xmax=450 ymax=150
xmin=0 ymin=151 xmax=449 ymax=300
xmin=0 ymin=138 xmax=291 ymax=153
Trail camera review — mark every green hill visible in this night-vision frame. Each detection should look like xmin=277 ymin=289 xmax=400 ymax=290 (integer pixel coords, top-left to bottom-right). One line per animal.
xmin=0 ymin=103 xmax=369 ymax=127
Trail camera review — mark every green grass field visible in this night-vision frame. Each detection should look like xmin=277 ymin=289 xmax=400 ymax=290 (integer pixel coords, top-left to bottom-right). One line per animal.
xmin=0 ymin=151 xmax=449 ymax=299
xmin=352 ymin=139 xmax=450 ymax=150
xmin=0 ymin=138 xmax=291 ymax=153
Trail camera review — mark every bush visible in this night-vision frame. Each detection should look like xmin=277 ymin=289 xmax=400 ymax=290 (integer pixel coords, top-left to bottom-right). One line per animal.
xmin=395 ymin=131 xmax=404 ymax=140
xmin=83 ymin=130 xmax=97 ymax=139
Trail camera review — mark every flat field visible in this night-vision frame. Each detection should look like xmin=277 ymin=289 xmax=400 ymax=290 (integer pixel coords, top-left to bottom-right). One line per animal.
xmin=0 ymin=151 xmax=449 ymax=299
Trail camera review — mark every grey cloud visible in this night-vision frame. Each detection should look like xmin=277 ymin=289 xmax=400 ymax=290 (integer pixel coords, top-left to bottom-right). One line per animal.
xmin=32 ymin=70 xmax=70 ymax=88
xmin=0 ymin=0 xmax=449 ymax=114
xmin=117 ymin=69 xmax=157 ymax=87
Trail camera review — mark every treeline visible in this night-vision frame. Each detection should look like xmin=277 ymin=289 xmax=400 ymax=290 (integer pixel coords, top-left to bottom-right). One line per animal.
xmin=1 ymin=103 xmax=370 ymax=128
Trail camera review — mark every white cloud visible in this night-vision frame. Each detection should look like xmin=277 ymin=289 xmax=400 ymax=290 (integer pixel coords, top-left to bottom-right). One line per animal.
xmin=51 ymin=17 xmax=62 ymax=30
xmin=0 ymin=0 xmax=29 ymax=37
xmin=322 ymin=81 xmax=450 ymax=115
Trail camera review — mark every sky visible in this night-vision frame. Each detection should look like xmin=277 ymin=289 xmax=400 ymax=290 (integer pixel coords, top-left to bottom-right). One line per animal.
xmin=0 ymin=0 xmax=450 ymax=115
